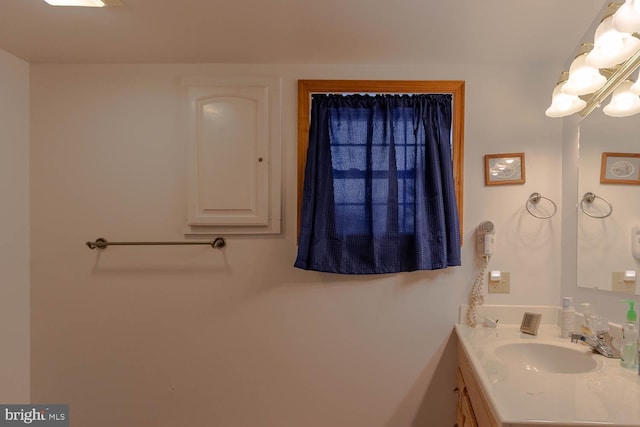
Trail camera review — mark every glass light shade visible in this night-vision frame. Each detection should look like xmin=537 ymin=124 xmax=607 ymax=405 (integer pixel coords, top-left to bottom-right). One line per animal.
xmin=43 ymin=0 xmax=104 ymax=6
xmin=545 ymin=82 xmax=587 ymax=118
xmin=613 ymin=0 xmax=640 ymax=34
xmin=603 ymin=80 xmax=640 ymax=116
xmin=586 ymin=16 xmax=640 ymax=68
xmin=562 ymin=53 xmax=607 ymax=95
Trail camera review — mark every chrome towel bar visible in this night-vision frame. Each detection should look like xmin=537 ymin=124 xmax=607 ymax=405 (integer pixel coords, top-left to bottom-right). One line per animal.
xmin=86 ymin=237 xmax=226 ymax=250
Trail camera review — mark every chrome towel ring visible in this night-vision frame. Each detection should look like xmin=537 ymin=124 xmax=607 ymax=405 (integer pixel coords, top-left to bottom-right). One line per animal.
xmin=525 ymin=192 xmax=557 ymax=219
xmin=580 ymin=192 xmax=613 ymax=219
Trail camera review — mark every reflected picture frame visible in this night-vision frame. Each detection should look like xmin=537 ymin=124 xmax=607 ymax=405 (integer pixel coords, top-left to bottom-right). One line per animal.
xmin=484 ymin=152 xmax=525 ymax=186
xmin=600 ymin=152 xmax=640 ymax=185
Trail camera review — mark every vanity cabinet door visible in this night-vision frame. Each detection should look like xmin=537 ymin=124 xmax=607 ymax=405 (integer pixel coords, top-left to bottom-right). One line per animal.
xmin=457 ymin=343 xmax=499 ymax=427
xmin=456 ymin=369 xmax=479 ymax=427
xmin=461 ymin=394 xmax=479 ymax=427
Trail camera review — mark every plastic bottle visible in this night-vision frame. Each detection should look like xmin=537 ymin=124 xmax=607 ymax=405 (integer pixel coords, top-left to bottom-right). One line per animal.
xmin=560 ymin=296 xmax=576 ymax=338
xmin=621 ymin=299 xmax=638 ymax=370
xmin=638 ymin=330 xmax=640 ymax=376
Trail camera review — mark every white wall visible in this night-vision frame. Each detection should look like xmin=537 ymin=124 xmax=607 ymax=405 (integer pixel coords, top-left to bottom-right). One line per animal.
xmin=29 ymin=63 xmax=564 ymax=427
xmin=0 ymin=49 xmax=30 ymax=402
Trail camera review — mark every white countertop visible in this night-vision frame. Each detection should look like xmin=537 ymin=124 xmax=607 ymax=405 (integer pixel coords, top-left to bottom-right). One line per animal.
xmin=455 ymin=322 xmax=640 ymax=427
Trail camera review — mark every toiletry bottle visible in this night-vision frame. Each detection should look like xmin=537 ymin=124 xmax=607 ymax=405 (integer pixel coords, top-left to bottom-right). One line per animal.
xmin=560 ymin=296 xmax=575 ymax=338
xmin=638 ymin=330 xmax=640 ymax=376
xmin=621 ymin=299 xmax=638 ymax=370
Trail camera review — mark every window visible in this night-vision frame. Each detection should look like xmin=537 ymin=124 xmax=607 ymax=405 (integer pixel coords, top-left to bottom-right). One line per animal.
xmin=296 ymin=80 xmax=465 ymax=274
xmin=297 ymin=80 xmax=464 ymax=235
xmin=329 ymin=96 xmax=423 ymax=236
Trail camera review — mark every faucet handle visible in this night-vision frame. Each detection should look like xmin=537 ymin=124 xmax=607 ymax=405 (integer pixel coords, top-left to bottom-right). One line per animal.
xmin=570 ymin=332 xmax=585 ymax=343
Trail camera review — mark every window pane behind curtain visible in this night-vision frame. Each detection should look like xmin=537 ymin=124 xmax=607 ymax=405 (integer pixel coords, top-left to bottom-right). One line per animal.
xmin=295 ymin=94 xmax=461 ymax=274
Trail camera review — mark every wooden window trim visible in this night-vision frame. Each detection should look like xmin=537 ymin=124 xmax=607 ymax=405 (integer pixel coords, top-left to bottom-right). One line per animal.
xmin=297 ymin=79 xmax=465 ymax=238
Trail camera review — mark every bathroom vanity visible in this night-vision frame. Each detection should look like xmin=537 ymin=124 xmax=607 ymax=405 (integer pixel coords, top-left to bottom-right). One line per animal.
xmin=455 ymin=307 xmax=640 ymax=427
xmin=456 ymin=338 xmax=498 ymax=427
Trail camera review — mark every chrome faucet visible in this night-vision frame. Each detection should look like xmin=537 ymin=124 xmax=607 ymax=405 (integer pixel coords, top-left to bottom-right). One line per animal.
xmin=570 ymin=331 xmax=621 ymax=358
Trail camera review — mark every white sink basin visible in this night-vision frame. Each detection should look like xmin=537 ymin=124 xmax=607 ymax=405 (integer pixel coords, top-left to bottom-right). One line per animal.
xmin=494 ymin=341 xmax=601 ymax=374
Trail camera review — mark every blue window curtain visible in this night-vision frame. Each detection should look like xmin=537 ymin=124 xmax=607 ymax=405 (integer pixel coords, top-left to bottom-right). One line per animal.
xmin=295 ymin=93 xmax=461 ymax=274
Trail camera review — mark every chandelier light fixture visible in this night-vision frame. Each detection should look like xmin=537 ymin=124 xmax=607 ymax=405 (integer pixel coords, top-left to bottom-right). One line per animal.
xmin=613 ymin=0 xmax=640 ymax=33
xmin=546 ymin=1 xmax=640 ymax=118
xmin=586 ymin=4 xmax=640 ymax=68
xmin=562 ymin=43 xmax=608 ymax=95
xmin=603 ymin=78 xmax=640 ymax=116
xmin=545 ymin=72 xmax=587 ymax=118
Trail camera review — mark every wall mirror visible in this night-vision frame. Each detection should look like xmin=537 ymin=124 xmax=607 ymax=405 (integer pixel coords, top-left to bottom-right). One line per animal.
xmin=562 ymin=1 xmax=640 ymax=295
xmin=577 ymin=109 xmax=640 ymax=294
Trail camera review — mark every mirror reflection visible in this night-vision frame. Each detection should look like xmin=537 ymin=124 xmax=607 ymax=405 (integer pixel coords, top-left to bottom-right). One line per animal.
xmin=577 ymin=110 xmax=640 ymax=294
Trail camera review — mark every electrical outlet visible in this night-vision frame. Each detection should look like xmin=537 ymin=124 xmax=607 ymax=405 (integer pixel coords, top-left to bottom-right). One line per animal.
xmin=611 ymin=272 xmax=636 ymax=294
xmin=488 ymin=271 xmax=510 ymax=293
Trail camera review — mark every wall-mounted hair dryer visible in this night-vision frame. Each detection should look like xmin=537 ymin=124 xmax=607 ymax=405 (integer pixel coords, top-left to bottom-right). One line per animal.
xmin=476 ymin=221 xmax=495 ymax=258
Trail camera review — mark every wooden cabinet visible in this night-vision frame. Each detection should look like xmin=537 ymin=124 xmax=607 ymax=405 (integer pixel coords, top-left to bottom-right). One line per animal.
xmin=455 ymin=368 xmax=479 ymax=427
xmin=456 ymin=343 xmax=499 ymax=427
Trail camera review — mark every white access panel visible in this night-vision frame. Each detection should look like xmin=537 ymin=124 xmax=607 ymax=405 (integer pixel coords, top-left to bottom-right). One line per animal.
xmin=183 ymin=76 xmax=281 ymax=234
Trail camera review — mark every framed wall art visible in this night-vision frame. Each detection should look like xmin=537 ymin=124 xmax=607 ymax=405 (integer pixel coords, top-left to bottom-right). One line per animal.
xmin=484 ymin=152 xmax=525 ymax=186
xmin=600 ymin=152 xmax=640 ymax=185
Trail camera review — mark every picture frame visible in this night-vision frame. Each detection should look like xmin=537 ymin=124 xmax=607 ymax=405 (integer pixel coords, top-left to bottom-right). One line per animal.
xmin=484 ymin=152 xmax=525 ymax=186
xmin=600 ymin=152 xmax=640 ymax=184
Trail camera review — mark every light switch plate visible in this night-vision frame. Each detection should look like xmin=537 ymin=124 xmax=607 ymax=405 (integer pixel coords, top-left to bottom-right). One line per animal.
xmin=488 ymin=271 xmax=510 ymax=293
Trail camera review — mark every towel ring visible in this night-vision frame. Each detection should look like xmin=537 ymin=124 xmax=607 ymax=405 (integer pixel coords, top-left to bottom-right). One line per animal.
xmin=580 ymin=192 xmax=613 ymax=219
xmin=525 ymin=192 xmax=557 ymax=219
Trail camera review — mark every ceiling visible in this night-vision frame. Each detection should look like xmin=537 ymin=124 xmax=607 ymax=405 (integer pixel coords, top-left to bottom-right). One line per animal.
xmin=0 ymin=0 xmax=606 ymax=65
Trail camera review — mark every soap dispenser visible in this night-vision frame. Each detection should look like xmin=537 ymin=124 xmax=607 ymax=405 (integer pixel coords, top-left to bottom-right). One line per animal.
xmin=621 ymin=300 xmax=638 ymax=370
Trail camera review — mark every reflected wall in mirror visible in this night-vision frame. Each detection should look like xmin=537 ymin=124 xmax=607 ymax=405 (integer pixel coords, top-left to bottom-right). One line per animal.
xmin=577 ymin=112 xmax=640 ymax=294
xmin=600 ymin=152 xmax=640 ymax=184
